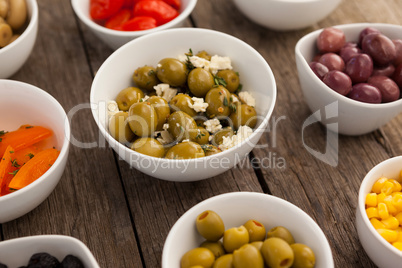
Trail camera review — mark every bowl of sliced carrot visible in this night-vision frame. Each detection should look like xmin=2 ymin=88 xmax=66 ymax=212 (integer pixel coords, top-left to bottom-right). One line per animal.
xmin=0 ymin=79 xmax=70 ymax=223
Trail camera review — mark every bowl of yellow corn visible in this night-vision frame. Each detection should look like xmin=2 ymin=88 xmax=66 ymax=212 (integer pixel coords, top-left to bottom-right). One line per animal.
xmin=356 ymin=156 xmax=402 ymax=268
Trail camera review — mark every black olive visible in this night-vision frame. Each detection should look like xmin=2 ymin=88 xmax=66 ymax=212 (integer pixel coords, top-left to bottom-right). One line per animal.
xmin=60 ymin=255 xmax=84 ymax=268
xmin=27 ymin=252 xmax=60 ymax=268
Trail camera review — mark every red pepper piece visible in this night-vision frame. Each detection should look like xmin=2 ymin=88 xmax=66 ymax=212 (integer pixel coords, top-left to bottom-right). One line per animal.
xmin=105 ymin=9 xmax=132 ymax=30
xmin=133 ymin=0 xmax=179 ymax=26
xmin=90 ymin=0 xmax=125 ymax=20
xmin=121 ymin=16 xmax=157 ymax=31
xmin=161 ymin=0 xmax=181 ymax=10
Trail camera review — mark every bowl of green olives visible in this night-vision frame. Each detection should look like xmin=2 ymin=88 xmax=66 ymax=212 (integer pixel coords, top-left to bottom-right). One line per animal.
xmin=90 ymin=28 xmax=277 ymax=181
xmin=162 ymin=192 xmax=334 ymax=268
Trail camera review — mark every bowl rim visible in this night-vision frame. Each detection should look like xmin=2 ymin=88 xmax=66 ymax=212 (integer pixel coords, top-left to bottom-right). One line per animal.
xmin=295 ymin=22 xmax=402 ymax=109
xmin=90 ymin=27 xmax=277 ymax=164
xmin=0 ymin=79 xmax=71 ymax=202
xmin=0 ymin=0 xmax=38 ymax=55
xmin=0 ymin=234 xmax=100 ymax=267
xmin=358 ymin=155 xmax=402 ymax=257
xmin=71 ymin=0 xmax=198 ymax=37
xmin=162 ymin=191 xmax=334 ymax=267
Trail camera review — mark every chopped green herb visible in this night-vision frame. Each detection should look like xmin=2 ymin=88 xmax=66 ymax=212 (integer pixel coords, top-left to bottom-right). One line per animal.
xmin=185 ymin=48 xmax=195 ymax=71
xmin=196 ymin=131 xmax=206 ymax=139
xmin=235 ymin=84 xmax=243 ymax=95
xmin=8 ymin=170 xmax=19 ymax=176
xmin=0 ymin=130 xmax=7 ymax=136
xmin=25 ymin=126 xmax=34 ymax=129
xmin=230 ymin=103 xmax=237 ymax=112
xmin=11 ymin=159 xmax=20 ymax=168
xmin=223 ymin=96 xmax=229 ymax=107
xmin=27 ymin=153 xmax=35 ymax=159
xmin=214 ymin=76 xmax=227 ymax=87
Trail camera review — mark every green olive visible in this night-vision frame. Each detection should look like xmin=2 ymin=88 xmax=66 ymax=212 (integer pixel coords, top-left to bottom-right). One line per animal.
xmin=200 ymin=241 xmax=225 ymax=259
xmin=128 ymin=102 xmax=158 ymax=137
xmin=156 ymin=58 xmax=188 ymax=87
xmin=211 ymin=127 xmax=234 ymax=146
xmin=147 ymin=96 xmax=170 ymax=130
xmin=193 ymin=126 xmax=209 ymax=145
xmin=188 ymin=68 xmax=215 ymax=97
xmin=0 ymin=21 xmax=12 ymax=47
xmin=108 ymin=111 xmax=135 ymax=144
xmin=132 ymin=65 xmax=159 ymax=91
xmin=213 ymin=254 xmax=233 ymax=268
xmin=0 ymin=0 xmax=9 ymax=19
xmin=201 ymin=144 xmax=221 ymax=156
xmin=261 ymin=237 xmax=294 ymax=268
xmin=165 ymin=141 xmax=205 ymax=159
xmin=216 ymin=70 xmax=240 ymax=93
xmin=267 ymin=226 xmax=295 ymax=245
xmin=196 ymin=210 xmax=225 ymax=242
xmin=205 ymin=86 xmax=232 ymax=118
xmin=168 ymin=111 xmax=198 ymax=142
xmin=131 ymin=137 xmax=165 ymax=158
xmin=223 ymin=226 xmax=249 ymax=253
xmin=116 ymin=87 xmax=144 ymax=111
xmin=196 ymin=50 xmax=212 ymax=61
xmin=232 ymin=244 xmax=264 ymax=268
xmin=170 ymin=93 xmax=197 ymax=117
xmin=180 ymin=247 xmax=215 ymax=268
xmin=290 ymin=243 xmax=316 ymax=268
xmin=229 ymin=104 xmax=257 ymax=130
xmin=249 ymin=241 xmax=263 ymax=251
xmin=243 ymin=219 xmax=266 ymax=242
xmin=6 ymin=0 xmax=26 ymax=30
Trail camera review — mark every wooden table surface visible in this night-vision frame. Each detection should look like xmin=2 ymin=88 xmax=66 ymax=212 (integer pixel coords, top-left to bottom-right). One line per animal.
xmin=2 ymin=0 xmax=402 ymax=267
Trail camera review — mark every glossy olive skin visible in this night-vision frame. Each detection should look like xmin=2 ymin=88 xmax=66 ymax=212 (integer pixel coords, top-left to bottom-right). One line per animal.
xmin=290 ymin=243 xmax=316 ymax=268
xmin=216 ymin=70 xmax=240 ymax=93
xmin=108 ymin=111 xmax=135 ymax=144
xmin=250 ymin=241 xmax=263 ymax=251
xmin=243 ymin=219 xmax=266 ymax=242
xmin=229 ymin=104 xmax=257 ymax=130
xmin=205 ymin=86 xmax=232 ymax=118
xmin=147 ymin=96 xmax=170 ymax=130
xmin=168 ymin=111 xmax=198 ymax=142
xmin=156 ymin=58 xmax=188 ymax=87
xmin=223 ymin=226 xmax=249 ymax=253
xmin=196 ymin=50 xmax=212 ymax=61
xmin=165 ymin=141 xmax=205 ymax=159
xmin=196 ymin=210 xmax=225 ymax=242
xmin=213 ymin=254 xmax=233 ymax=268
xmin=200 ymin=241 xmax=225 ymax=259
xmin=188 ymin=68 xmax=215 ymax=97
xmin=131 ymin=137 xmax=165 ymax=158
xmin=128 ymin=102 xmax=158 ymax=137
xmin=180 ymin=247 xmax=215 ymax=268
xmin=132 ymin=65 xmax=159 ymax=91
xmin=170 ymin=93 xmax=197 ymax=117
xmin=211 ymin=127 xmax=234 ymax=146
xmin=232 ymin=244 xmax=264 ymax=268
xmin=267 ymin=226 xmax=295 ymax=245
xmin=201 ymin=144 xmax=221 ymax=156
xmin=261 ymin=237 xmax=294 ymax=268
xmin=115 ymin=87 xmax=144 ymax=111
xmin=193 ymin=126 xmax=210 ymax=145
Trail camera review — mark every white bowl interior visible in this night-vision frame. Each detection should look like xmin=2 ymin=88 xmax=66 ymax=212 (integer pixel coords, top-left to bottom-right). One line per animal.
xmin=0 ymin=235 xmax=99 ymax=267
xmin=90 ymin=28 xmax=276 ymax=181
xmin=162 ymin=192 xmax=333 ymax=268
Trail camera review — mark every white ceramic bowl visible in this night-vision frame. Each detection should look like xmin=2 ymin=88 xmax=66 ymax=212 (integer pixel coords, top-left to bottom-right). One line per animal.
xmin=90 ymin=28 xmax=276 ymax=182
xmin=232 ymin=0 xmax=341 ymax=31
xmin=71 ymin=0 xmax=198 ymax=50
xmin=0 ymin=80 xmax=70 ymax=223
xmin=162 ymin=192 xmax=334 ymax=267
xmin=0 ymin=235 xmax=99 ymax=267
xmin=295 ymin=23 xmax=402 ymax=136
xmin=0 ymin=0 xmax=38 ymax=79
xmin=356 ymin=156 xmax=402 ymax=268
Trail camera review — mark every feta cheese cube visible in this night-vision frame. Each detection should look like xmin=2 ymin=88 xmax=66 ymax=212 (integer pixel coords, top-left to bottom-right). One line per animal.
xmin=154 ymin=83 xmax=178 ymax=102
xmin=204 ymin=119 xmax=222 ymax=133
xmin=189 ymin=97 xmax=209 ymax=113
xmin=210 ymin=55 xmax=232 ymax=75
xmin=238 ymin=91 xmax=256 ymax=107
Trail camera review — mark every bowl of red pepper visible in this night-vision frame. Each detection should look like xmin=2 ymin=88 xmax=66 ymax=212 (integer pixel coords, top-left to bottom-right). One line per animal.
xmin=71 ymin=0 xmax=198 ymax=50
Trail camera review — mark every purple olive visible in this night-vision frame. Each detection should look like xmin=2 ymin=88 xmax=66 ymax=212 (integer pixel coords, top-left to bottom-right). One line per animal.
xmin=362 ymin=33 xmax=396 ymax=66
xmin=393 ymin=39 xmax=402 ymax=66
xmin=348 ymin=83 xmax=382 ymax=104
xmin=317 ymin=27 xmax=345 ymax=53
xmin=344 ymin=53 xmax=373 ymax=83
xmin=309 ymin=61 xmax=329 ymax=80
xmin=318 ymin=52 xmax=345 ymax=71
xmin=358 ymin=27 xmax=381 ymax=46
xmin=323 ymin=70 xmax=352 ymax=96
xmin=368 ymin=76 xmax=400 ymax=103
xmin=372 ymin=64 xmax=395 ymax=77
xmin=339 ymin=45 xmax=361 ymax=63
xmin=392 ymin=63 xmax=402 ymax=88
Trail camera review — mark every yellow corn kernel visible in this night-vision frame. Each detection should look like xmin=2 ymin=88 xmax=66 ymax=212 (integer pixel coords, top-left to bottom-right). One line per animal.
xmin=381 ymin=181 xmax=395 ymax=195
xmin=392 ymin=242 xmax=402 ymax=251
xmin=365 ymin=193 xmax=378 ymax=207
xmin=389 ymin=179 xmax=402 ymax=193
xmin=395 ymin=212 xmax=402 ymax=226
xmin=372 ymin=177 xmax=389 ymax=193
xmin=392 ymin=193 xmax=402 ymax=211
xmin=381 ymin=217 xmax=400 ymax=230
xmin=396 ymin=231 xmax=402 ymax=243
xmin=384 ymin=195 xmax=398 ymax=215
xmin=377 ymin=193 xmax=387 ymax=204
xmin=378 ymin=203 xmax=390 ymax=220
xmin=370 ymin=218 xmax=386 ymax=229
xmin=377 ymin=229 xmax=398 ymax=243
xmin=366 ymin=207 xmax=380 ymax=219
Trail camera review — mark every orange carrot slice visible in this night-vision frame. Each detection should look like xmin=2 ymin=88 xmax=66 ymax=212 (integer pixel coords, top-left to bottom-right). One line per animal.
xmin=12 ymin=145 xmax=42 ymax=166
xmin=0 ymin=145 xmax=18 ymax=196
xmin=0 ymin=125 xmax=53 ymax=156
xmin=8 ymin=148 xmax=60 ymax=191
